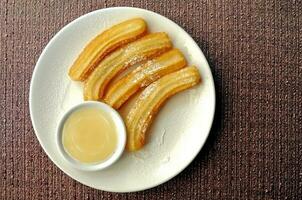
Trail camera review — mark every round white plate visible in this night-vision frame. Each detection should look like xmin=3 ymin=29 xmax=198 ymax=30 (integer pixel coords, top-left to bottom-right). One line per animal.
xmin=30 ymin=7 xmax=215 ymax=192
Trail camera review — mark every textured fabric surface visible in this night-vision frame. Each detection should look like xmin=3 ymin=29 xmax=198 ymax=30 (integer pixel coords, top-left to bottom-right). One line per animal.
xmin=1 ymin=0 xmax=301 ymax=199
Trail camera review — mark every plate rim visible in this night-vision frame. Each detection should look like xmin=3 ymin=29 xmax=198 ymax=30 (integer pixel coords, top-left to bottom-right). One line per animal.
xmin=29 ymin=6 xmax=216 ymax=192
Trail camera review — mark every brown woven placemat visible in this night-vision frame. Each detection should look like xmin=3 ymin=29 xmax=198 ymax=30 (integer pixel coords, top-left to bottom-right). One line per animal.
xmin=1 ymin=0 xmax=301 ymax=199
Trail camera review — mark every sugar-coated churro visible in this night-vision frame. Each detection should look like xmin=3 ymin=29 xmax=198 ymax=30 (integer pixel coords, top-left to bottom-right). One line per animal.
xmin=68 ymin=18 xmax=147 ymax=81
xmin=84 ymin=32 xmax=172 ymax=101
xmin=125 ymin=66 xmax=201 ymax=151
xmin=104 ymin=49 xmax=187 ymax=109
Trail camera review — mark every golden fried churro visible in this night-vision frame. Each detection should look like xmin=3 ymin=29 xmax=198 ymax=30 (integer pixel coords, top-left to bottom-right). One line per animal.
xmin=104 ymin=49 xmax=187 ymax=109
xmin=84 ymin=32 xmax=172 ymax=100
xmin=125 ymin=66 xmax=201 ymax=151
xmin=68 ymin=18 xmax=147 ymax=81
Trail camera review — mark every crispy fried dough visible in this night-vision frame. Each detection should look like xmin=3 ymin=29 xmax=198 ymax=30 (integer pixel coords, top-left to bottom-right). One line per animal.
xmin=68 ymin=18 xmax=147 ymax=81
xmin=104 ymin=49 xmax=186 ymax=109
xmin=84 ymin=32 xmax=172 ymax=100
xmin=125 ymin=66 xmax=201 ymax=151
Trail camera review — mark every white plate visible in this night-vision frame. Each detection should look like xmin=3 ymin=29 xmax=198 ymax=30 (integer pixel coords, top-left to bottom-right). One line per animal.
xmin=29 ymin=7 xmax=215 ymax=192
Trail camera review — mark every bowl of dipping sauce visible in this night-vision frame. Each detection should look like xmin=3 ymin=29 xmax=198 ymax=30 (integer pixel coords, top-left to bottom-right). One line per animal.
xmin=56 ymin=101 xmax=126 ymax=171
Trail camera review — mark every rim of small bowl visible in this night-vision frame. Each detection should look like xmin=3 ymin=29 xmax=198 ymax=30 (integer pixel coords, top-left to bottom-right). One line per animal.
xmin=56 ymin=101 xmax=126 ymax=171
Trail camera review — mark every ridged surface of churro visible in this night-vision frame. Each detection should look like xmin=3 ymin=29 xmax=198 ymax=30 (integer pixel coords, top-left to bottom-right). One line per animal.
xmin=125 ymin=66 xmax=201 ymax=151
xmin=68 ymin=18 xmax=147 ymax=81
xmin=104 ymin=49 xmax=186 ymax=109
xmin=84 ymin=32 xmax=172 ymax=100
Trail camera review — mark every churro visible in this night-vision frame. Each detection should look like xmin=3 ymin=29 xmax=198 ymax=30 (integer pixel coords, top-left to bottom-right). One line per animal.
xmin=104 ymin=49 xmax=186 ymax=109
xmin=125 ymin=66 xmax=201 ymax=151
xmin=84 ymin=32 xmax=172 ymax=101
xmin=68 ymin=18 xmax=147 ymax=81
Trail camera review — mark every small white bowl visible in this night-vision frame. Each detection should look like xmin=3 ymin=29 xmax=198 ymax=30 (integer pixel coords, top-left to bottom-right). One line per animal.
xmin=56 ymin=101 xmax=126 ymax=171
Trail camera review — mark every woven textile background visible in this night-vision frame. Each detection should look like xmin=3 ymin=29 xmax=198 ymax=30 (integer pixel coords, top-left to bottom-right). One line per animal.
xmin=1 ymin=0 xmax=301 ymax=199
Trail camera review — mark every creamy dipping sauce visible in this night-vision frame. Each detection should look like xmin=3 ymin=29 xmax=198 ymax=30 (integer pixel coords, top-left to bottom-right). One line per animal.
xmin=62 ymin=107 xmax=118 ymax=163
